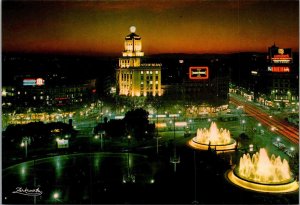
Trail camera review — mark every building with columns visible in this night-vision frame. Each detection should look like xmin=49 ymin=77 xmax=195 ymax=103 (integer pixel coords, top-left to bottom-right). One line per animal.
xmin=116 ymin=26 xmax=162 ymax=97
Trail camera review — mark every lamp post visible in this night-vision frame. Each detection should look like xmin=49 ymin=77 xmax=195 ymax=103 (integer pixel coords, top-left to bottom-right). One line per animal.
xmin=123 ymin=135 xmax=135 ymax=183
xmin=156 ymin=111 xmax=159 ymax=155
xmin=170 ymin=116 xmax=180 ymax=172
xmin=127 ymin=135 xmax=131 ymax=177
xmin=258 ymin=123 xmax=261 ymax=134
xmin=241 ymin=120 xmax=246 ymax=131
xmin=156 ymin=135 xmax=161 ymax=155
xmin=98 ymin=130 xmax=105 ymax=151
xmin=52 ymin=191 xmax=62 ymax=204
xmin=192 ymin=150 xmax=198 ymax=204
xmin=189 ymin=119 xmax=193 ymax=131
xmin=20 ymin=137 xmax=30 ymax=158
xmin=276 ymin=137 xmax=281 ymax=146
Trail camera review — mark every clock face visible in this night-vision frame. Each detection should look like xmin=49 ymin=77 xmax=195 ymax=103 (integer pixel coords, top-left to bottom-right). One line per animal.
xmin=130 ymin=26 xmax=136 ymax=33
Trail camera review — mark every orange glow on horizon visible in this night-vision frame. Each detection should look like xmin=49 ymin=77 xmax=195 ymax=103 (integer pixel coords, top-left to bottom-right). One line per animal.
xmin=2 ymin=1 xmax=299 ymax=55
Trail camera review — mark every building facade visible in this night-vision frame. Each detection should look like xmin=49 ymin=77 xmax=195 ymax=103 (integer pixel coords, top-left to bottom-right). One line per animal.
xmin=258 ymin=44 xmax=298 ymax=107
xmin=162 ymin=59 xmax=230 ymax=115
xmin=116 ymin=26 xmax=162 ymax=97
xmin=2 ymin=74 xmax=96 ymax=111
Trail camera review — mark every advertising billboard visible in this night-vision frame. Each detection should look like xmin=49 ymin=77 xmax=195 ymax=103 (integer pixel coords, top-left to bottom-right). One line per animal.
xmin=271 ymin=48 xmax=292 ymax=64
xmin=23 ymin=78 xmax=45 ymax=86
xmin=189 ymin=67 xmax=209 ymax=80
xmin=267 ymin=66 xmax=290 ymax=73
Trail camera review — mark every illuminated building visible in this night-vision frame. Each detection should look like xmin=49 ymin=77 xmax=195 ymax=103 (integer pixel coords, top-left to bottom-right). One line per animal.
xmin=162 ymin=58 xmax=229 ymax=114
xmin=2 ymin=73 xmax=96 ymax=110
xmin=116 ymin=26 xmax=162 ymax=97
xmin=258 ymin=44 xmax=298 ymax=107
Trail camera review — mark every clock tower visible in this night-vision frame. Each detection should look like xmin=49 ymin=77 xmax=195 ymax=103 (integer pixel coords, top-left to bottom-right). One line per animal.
xmin=116 ymin=26 xmax=162 ymax=97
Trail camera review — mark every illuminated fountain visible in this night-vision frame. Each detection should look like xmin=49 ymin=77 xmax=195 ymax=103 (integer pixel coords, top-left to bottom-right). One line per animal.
xmin=188 ymin=122 xmax=236 ymax=152
xmin=227 ymin=148 xmax=299 ymax=193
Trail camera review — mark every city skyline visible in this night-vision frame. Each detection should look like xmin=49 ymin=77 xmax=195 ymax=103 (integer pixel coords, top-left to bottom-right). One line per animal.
xmin=2 ymin=0 xmax=299 ymax=56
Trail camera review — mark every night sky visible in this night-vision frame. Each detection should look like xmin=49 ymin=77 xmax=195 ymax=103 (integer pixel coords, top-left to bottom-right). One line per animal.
xmin=2 ymin=0 xmax=299 ymax=55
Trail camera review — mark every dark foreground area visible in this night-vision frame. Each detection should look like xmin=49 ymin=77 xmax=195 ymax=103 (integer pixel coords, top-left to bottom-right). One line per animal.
xmin=2 ymin=144 xmax=299 ymax=204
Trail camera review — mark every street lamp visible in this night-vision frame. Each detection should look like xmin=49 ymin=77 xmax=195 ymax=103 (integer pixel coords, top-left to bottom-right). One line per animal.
xmin=53 ymin=192 xmax=59 ymax=199
xmin=257 ymin=123 xmax=261 ymax=134
xmin=99 ymin=131 xmax=105 ymax=150
xmin=127 ymin=135 xmax=131 ymax=167
xmin=123 ymin=135 xmax=135 ymax=183
xmin=192 ymin=150 xmax=199 ymax=204
xmin=20 ymin=137 xmax=30 ymax=158
xmin=170 ymin=116 xmax=180 ymax=172
xmin=276 ymin=137 xmax=280 ymax=146
xmin=52 ymin=191 xmax=61 ymax=203
xmin=241 ymin=120 xmax=246 ymax=131
xmin=155 ymin=135 xmax=162 ymax=155
xmin=188 ymin=119 xmax=193 ymax=130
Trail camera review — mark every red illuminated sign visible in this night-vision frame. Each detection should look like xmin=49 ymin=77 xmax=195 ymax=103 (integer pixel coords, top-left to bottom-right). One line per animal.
xmin=271 ymin=67 xmax=290 ymax=72
xmin=273 ymin=54 xmax=290 ymax=59
xmin=270 ymin=48 xmax=292 ymax=63
xmin=189 ymin=67 xmax=209 ymax=80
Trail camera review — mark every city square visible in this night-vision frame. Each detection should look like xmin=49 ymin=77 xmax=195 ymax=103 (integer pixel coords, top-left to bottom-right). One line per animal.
xmin=1 ymin=1 xmax=299 ymax=204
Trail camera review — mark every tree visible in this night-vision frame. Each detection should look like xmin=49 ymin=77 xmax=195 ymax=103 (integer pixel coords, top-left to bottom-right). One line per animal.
xmin=123 ymin=108 xmax=150 ymax=140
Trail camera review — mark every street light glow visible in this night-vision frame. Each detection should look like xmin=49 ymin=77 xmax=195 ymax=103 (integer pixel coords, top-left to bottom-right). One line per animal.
xmin=53 ymin=192 xmax=59 ymax=199
xmin=20 ymin=142 xmax=25 ymax=147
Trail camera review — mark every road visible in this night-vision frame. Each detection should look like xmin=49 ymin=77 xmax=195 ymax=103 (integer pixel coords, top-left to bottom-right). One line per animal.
xmin=230 ymin=95 xmax=299 ymax=144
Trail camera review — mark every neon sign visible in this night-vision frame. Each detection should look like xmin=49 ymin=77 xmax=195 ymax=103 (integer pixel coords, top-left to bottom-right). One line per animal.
xmin=23 ymin=79 xmax=36 ymax=86
xmin=273 ymin=54 xmax=290 ymax=58
xmin=23 ymin=78 xmax=45 ymax=86
xmin=189 ymin=67 xmax=209 ymax=80
xmin=270 ymin=66 xmax=290 ymax=72
xmin=271 ymin=48 xmax=292 ymax=63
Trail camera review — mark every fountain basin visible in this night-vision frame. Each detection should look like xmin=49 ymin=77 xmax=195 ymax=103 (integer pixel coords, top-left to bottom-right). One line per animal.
xmin=188 ymin=138 xmax=237 ymax=152
xmin=227 ymin=148 xmax=299 ymax=193
xmin=227 ymin=170 xmax=299 ymax=193
xmin=188 ymin=122 xmax=236 ymax=152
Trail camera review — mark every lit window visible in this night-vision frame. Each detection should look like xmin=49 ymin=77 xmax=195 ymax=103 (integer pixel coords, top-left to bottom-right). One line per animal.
xmin=141 ymin=82 xmax=144 ymax=84
xmin=141 ymin=71 xmax=143 ymax=74
xmin=150 ymin=71 xmax=152 ymax=74
xmin=150 ymin=81 xmax=153 ymax=84
xmin=40 ymin=96 xmax=43 ymax=100
xmin=156 ymin=71 xmax=159 ymax=74
xmin=146 ymin=71 xmax=149 ymax=74
xmin=156 ymin=81 xmax=158 ymax=84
